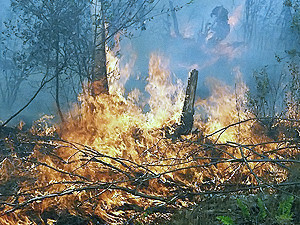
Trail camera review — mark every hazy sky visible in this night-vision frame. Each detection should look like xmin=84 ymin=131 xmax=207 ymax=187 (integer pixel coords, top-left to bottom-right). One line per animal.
xmin=0 ymin=0 xmax=10 ymax=21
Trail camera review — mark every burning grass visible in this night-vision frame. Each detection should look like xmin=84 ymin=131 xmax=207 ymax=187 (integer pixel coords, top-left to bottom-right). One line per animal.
xmin=0 ymin=54 xmax=299 ymax=224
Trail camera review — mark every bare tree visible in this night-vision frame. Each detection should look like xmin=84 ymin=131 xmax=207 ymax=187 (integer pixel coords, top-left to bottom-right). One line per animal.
xmin=6 ymin=0 xmax=91 ymax=122
xmin=89 ymin=0 xmax=160 ymax=95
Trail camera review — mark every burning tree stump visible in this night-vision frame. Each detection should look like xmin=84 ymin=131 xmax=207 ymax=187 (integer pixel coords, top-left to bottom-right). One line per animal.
xmin=180 ymin=69 xmax=198 ymax=134
xmin=167 ymin=69 xmax=198 ymax=138
xmin=1 ymin=67 xmax=299 ymax=224
xmin=91 ymin=78 xmax=109 ymax=96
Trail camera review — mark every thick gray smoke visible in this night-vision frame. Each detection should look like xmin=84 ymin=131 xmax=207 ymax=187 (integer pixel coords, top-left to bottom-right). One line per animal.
xmin=120 ymin=0 xmax=297 ymax=98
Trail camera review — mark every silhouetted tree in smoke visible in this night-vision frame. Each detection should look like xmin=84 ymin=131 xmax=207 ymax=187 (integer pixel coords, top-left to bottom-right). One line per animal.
xmin=0 ymin=18 xmax=34 ymax=112
xmin=243 ymin=0 xmax=299 ymax=49
xmin=5 ymin=0 xmax=93 ymax=122
xmin=89 ymin=0 xmax=158 ymax=95
xmin=1 ymin=0 xmax=159 ymax=123
xmin=168 ymin=0 xmax=181 ymax=37
xmin=245 ymin=0 xmax=300 ymax=139
xmin=206 ymin=6 xmax=230 ymax=44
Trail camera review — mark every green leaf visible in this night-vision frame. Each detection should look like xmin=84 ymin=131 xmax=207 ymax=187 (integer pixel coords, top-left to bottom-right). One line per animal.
xmin=276 ymin=196 xmax=294 ymax=224
xmin=216 ymin=216 xmax=235 ymax=225
xmin=257 ymin=197 xmax=267 ymax=220
xmin=236 ymin=198 xmax=250 ymax=219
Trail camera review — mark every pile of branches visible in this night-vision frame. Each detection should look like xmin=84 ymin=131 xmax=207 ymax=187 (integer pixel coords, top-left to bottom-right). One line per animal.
xmin=0 ymin=117 xmax=299 ymax=224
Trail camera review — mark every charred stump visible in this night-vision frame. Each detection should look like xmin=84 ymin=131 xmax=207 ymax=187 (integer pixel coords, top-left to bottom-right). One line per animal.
xmin=167 ymin=69 xmax=198 ymax=138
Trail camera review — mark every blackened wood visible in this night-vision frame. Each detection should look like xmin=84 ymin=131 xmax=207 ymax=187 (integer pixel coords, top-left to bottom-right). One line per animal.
xmin=179 ymin=69 xmax=198 ymax=134
xmin=167 ymin=69 xmax=198 ymax=138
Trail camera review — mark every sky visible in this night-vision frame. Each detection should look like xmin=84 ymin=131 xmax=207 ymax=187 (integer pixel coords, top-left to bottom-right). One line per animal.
xmin=0 ymin=0 xmax=10 ymax=17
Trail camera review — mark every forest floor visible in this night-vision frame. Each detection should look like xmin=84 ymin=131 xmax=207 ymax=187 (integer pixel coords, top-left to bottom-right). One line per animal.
xmin=0 ymin=124 xmax=299 ymax=225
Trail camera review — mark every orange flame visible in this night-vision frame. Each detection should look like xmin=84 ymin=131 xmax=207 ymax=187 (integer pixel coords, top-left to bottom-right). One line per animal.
xmin=0 ymin=53 xmax=296 ymax=224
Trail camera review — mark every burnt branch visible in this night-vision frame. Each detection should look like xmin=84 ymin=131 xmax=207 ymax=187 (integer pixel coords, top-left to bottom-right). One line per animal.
xmin=0 ymin=117 xmax=299 ymax=223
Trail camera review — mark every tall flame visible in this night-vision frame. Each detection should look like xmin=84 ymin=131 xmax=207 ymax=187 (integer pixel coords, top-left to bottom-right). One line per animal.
xmin=0 ymin=52 xmax=296 ymax=224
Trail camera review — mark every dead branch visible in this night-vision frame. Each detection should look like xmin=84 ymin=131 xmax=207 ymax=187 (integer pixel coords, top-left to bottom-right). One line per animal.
xmin=0 ymin=117 xmax=299 ymax=223
xmin=1 ymin=75 xmax=55 ymax=127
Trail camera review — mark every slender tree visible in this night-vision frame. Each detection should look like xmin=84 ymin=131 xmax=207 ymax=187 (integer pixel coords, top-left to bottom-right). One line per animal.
xmin=0 ymin=12 xmax=35 ymax=112
xmin=89 ymin=0 xmax=159 ymax=95
xmin=6 ymin=0 xmax=92 ymax=121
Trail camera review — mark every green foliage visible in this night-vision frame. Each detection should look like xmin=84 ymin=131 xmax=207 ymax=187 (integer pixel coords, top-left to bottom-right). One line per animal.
xmin=257 ymin=197 xmax=267 ymax=220
xmin=236 ymin=198 xmax=250 ymax=219
xmin=168 ymin=194 xmax=297 ymax=225
xmin=276 ymin=196 xmax=294 ymax=224
xmin=216 ymin=216 xmax=234 ymax=225
xmin=216 ymin=195 xmax=296 ymax=225
xmin=246 ymin=67 xmax=284 ymax=120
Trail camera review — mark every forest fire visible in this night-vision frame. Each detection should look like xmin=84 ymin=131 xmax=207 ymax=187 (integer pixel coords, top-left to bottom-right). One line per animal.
xmin=0 ymin=0 xmax=299 ymax=224
xmin=0 ymin=52 xmax=298 ymax=224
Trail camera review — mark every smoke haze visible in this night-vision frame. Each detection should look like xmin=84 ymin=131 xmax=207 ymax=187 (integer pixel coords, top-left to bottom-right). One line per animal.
xmin=0 ymin=0 xmax=298 ymax=125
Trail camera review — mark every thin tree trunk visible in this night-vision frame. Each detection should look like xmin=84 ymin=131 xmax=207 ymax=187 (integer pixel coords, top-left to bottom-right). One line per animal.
xmin=55 ymin=35 xmax=64 ymax=122
xmin=169 ymin=0 xmax=180 ymax=37
xmin=91 ymin=0 xmax=109 ymax=95
xmin=166 ymin=69 xmax=198 ymax=138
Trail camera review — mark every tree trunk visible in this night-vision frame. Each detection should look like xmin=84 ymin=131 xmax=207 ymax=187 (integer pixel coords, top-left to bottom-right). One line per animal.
xmin=55 ymin=34 xmax=64 ymax=122
xmin=169 ymin=0 xmax=180 ymax=37
xmin=91 ymin=0 xmax=109 ymax=95
xmin=178 ymin=69 xmax=198 ymax=135
xmin=166 ymin=69 xmax=198 ymax=138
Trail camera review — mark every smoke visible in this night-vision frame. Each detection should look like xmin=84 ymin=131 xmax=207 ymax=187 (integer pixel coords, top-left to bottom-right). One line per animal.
xmin=0 ymin=0 xmax=297 ymax=125
xmin=119 ymin=0 xmax=295 ymax=99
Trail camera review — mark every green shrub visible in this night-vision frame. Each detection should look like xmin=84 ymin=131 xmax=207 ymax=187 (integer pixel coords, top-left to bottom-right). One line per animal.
xmin=276 ymin=196 xmax=294 ymax=224
xmin=216 ymin=216 xmax=235 ymax=225
xmin=236 ymin=198 xmax=250 ymax=219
